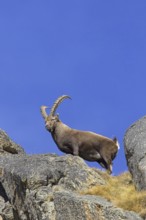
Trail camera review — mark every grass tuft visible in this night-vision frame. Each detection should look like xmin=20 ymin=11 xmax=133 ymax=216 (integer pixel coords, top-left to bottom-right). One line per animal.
xmin=81 ymin=172 xmax=146 ymax=218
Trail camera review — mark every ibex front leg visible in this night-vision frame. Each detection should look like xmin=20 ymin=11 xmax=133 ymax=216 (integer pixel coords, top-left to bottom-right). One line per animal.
xmin=72 ymin=145 xmax=79 ymax=156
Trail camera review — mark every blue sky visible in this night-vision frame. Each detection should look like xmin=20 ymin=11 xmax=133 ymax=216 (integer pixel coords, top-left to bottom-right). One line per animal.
xmin=0 ymin=1 xmax=146 ymax=175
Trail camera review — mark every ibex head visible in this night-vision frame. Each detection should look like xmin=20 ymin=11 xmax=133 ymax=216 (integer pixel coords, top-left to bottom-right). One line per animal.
xmin=40 ymin=95 xmax=71 ymax=132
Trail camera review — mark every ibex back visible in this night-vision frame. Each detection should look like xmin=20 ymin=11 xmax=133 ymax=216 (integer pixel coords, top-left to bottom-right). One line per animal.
xmin=40 ymin=95 xmax=119 ymax=174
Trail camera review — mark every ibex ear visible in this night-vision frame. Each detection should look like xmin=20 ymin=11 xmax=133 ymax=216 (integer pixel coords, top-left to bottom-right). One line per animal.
xmin=55 ymin=114 xmax=60 ymax=121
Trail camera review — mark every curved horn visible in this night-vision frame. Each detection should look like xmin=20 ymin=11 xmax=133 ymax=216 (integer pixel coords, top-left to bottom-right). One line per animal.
xmin=40 ymin=106 xmax=48 ymax=120
xmin=50 ymin=95 xmax=71 ymax=116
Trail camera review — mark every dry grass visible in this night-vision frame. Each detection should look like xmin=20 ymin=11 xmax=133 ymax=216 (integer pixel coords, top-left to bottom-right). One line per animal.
xmin=81 ymin=171 xmax=146 ymax=218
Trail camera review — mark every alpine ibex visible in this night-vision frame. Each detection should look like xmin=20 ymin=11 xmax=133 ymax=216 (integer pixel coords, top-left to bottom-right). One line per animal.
xmin=40 ymin=95 xmax=119 ymax=174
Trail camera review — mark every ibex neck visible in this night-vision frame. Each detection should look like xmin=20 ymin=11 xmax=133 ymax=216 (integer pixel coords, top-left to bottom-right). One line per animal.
xmin=52 ymin=121 xmax=71 ymax=141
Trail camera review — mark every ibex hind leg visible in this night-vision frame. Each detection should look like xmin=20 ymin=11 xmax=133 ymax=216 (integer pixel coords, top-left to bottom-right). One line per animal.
xmin=103 ymin=157 xmax=112 ymax=174
xmin=105 ymin=163 xmax=112 ymax=174
xmin=97 ymin=158 xmax=112 ymax=174
xmin=88 ymin=152 xmax=101 ymax=161
xmin=97 ymin=159 xmax=107 ymax=169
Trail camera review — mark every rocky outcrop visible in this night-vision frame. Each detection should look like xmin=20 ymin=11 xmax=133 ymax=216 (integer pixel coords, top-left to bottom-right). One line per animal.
xmin=0 ymin=129 xmax=143 ymax=220
xmin=0 ymin=129 xmax=25 ymax=220
xmin=53 ymin=191 xmax=143 ymax=220
xmin=124 ymin=116 xmax=146 ymax=190
xmin=0 ymin=130 xmax=25 ymax=155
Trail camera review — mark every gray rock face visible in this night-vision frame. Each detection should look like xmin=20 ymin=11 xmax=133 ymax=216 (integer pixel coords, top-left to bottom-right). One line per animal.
xmin=54 ymin=191 xmax=142 ymax=220
xmin=0 ymin=130 xmax=25 ymax=155
xmin=0 ymin=153 xmax=142 ymax=220
xmin=124 ymin=116 xmax=146 ymax=190
xmin=0 ymin=129 xmax=143 ymax=220
xmin=0 ymin=154 xmax=105 ymax=220
xmin=0 ymin=130 xmax=25 ymax=220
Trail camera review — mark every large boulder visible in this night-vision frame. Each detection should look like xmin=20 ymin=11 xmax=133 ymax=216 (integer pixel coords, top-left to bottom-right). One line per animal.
xmin=124 ymin=116 xmax=146 ymax=190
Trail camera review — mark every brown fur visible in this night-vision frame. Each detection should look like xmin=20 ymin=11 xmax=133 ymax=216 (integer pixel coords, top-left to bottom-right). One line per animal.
xmin=44 ymin=116 xmax=119 ymax=174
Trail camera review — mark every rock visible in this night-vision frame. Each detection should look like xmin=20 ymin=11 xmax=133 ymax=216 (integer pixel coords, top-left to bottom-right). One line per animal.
xmin=0 ymin=130 xmax=25 ymax=155
xmin=54 ymin=191 xmax=142 ymax=220
xmin=0 ymin=154 xmax=143 ymax=220
xmin=0 ymin=154 xmax=105 ymax=220
xmin=0 ymin=195 xmax=13 ymax=220
xmin=0 ymin=130 xmax=25 ymax=220
xmin=124 ymin=116 xmax=146 ymax=190
xmin=0 ymin=130 xmax=143 ymax=220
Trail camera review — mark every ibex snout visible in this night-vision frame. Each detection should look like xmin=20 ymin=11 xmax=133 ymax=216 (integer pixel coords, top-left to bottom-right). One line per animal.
xmin=45 ymin=116 xmax=59 ymax=132
xmin=45 ymin=123 xmax=52 ymax=132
